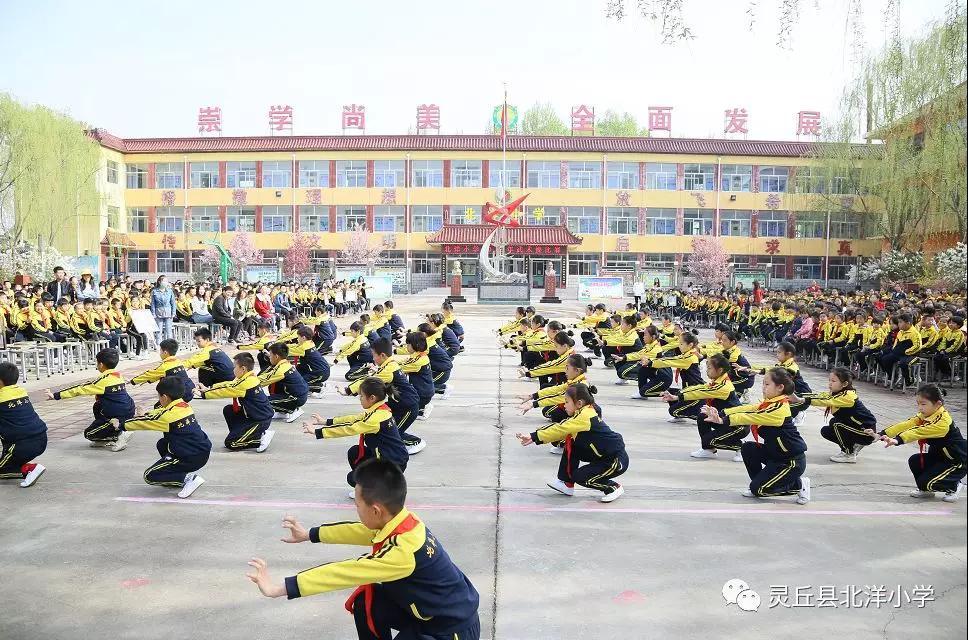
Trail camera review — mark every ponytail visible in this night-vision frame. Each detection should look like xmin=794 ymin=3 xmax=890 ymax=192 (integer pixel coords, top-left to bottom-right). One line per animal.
xmin=358 ymin=377 xmax=391 ymax=401
xmin=565 ymin=383 xmax=595 ymax=407
xmin=566 ymin=353 xmax=590 ymax=372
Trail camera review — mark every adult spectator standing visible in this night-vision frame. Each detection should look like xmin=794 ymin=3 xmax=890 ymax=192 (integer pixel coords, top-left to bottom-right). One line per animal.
xmin=212 ymin=286 xmax=242 ymax=343
xmin=150 ymin=275 xmax=176 ymax=341
xmin=46 ymin=267 xmax=76 ymax=304
xmin=633 ymin=279 xmax=645 ymax=308
xmin=752 ymin=280 xmax=765 ymax=305
xmin=77 ymin=270 xmax=99 ymax=301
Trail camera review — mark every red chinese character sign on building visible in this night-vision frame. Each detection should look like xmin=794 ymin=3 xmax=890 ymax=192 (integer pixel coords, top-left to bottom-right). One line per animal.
xmin=724 ymin=107 xmax=748 ymax=135
xmin=197 ymin=106 xmax=222 ymax=135
xmin=342 ymin=104 xmax=366 ymax=133
xmin=837 ymin=240 xmax=853 ymax=256
xmin=765 ymin=239 xmax=781 ymax=255
xmin=648 ymin=106 xmax=673 ymax=134
xmin=570 ymin=105 xmax=595 ymax=134
xmin=796 ymin=110 xmax=821 ymax=136
xmin=416 ymin=104 xmax=440 ymax=133
xmin=268 ymin=105 xmax=293 ymax=134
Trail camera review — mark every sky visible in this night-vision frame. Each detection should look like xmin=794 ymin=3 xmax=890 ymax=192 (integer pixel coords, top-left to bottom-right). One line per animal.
xmin=0 ymin=0 xmax=953 ymax=141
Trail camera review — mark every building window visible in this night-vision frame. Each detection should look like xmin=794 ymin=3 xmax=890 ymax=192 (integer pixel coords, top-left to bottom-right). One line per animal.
xmin=298 ymin=205 xmax=330 ymax=232
xmin=683 ymin=209 xmax=714 ymax=235
xmin=567 ymin=161 xmax=602 ymax=189
xmin=190 ymin=162 xmax=219 ymax=188
xmin=757 ymin=211 xmax=787 ymax=237
xmin=644 ymin=208 xmax=676 ymax=235
xmin=490 ymin=165 xmax=521 ymax=189
xmin=410 ymin=205 xmax=443 ymax=232
xmin=720 ymin=165 xmax=752 ymax=192
xmin=155 ymin=162 xmax=184 ymax=189
xmin=566 ymin=206 xmax=601 ymax=234
xmin=645 ymin=163 xmax=677 ymax=190
xmin=449 ymin=205 xmax=478 ymax=225
xmin=522 ymin=206 xmax=560 ymax=226
xmin=411 ymin=251 xmax=441 ymax=274
xmin=156 ymin=207 xmax=183 ymax=232
xmin=262 ymin=161 xmax=292 ymax=188
xmin=411 ymin=160 xmax=443 ymax=187
xmin=793 ymin=257 xmax=823 ymax=280
xmin=607 ymin=207 xmax=637 ymax=234
xmin=226 ymin=162 xmax=257 ymax=188
xmin=187 ymin=206 xmax=220 ymax=233
xmin=759 ymin=166 xmax=789 ymax=193
xmin=451 ymin=160 xmax=482 ymax=188
xmin=126 ymin=164 xmax=149 ymax=189
xmin=298 ymin=160 xmax=330 ymax=188
xmin=373 ymin=205 xmax=404 ymax=232
xmin=157 ymin=251 xmax=186 ymax=273
xmin=227 ymin=207 xmax=256 ymax=232
xmin=642 ymin=253 xmax=676 ymax=270
xmin=568 ymin=253 xmax=600 ymax=276
xmin=795 ymin=167 xmax=826 ymax=194
xmin=832 ymin=170 xmax=861 ymax=194
xmin=106 ymin=206 xmax=120 ymax=229
xmin=794 ymin=212 xmax=826 ymax=238
xmin=828 ymin=257 xmax=854 ymax=280
xmin=106 ymin=160 xmax=119 ymax=184
xmin=336 ymin=160 xmax=367 ymax=187
xmin=605 ymin=252 xmax=637 ymax=270
xmin=127 ymin=208 xmax=148 ymax=233
xmin=830 ymin=212 xmax=861 ymax=239
xmin=373 ymin=160 xmax=405 ymax=188
xmin=262 ymin=206 xmax=293 ymax=232
xmin=683 ymin=163 xmax=715 ymax=191
xmin=336 ymin=206 xmax=367 ymax=231
xmin=127 ymin=250 xmax=148 ymax=273
xmin=606 ymin=162 xmax=639 ymax=189
xmin=757 ymin=255 xmax=788 ymax=279
xmin=526 ymin=161 xmax=560 ymax=188
xmin=719 ymin=210 xmax=751 ymax=236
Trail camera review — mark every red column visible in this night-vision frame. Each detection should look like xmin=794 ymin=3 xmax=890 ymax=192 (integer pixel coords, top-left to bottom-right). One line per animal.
xmin=366 ymin=161 xmax=374 ymax=188
xmin=147 ymin=164 xmax=157 ymax=189
xmin=787 ymin=211 xmax=797 ymax=239
xmin=786 ymin=256 xmax=796 ymax=279
xmin=520 ymin=159 xmax=527 ymax=188
xmin=637 ymin=207 xmax=646 ymax=236
xmin=329 ymin=161 xmax=337 ymax=188
xmin=147 ymin=207 xmax=157 ymax=233
xmin=254 ymin=206 xmax=263 ymax=233
xmin=292 ymin=205 xmax=300 ymax=232
xmin=638 ymin=162 xmax=646 ymax=190
xmin=218 ymin=161 xmax=227 ymax=188
xmin=443 ymin=160 xmax=451 ymax=188
xmin=481 ymin=160 xmax=489 ymax=188
xmin=751 ymin=166 xmax=761 ymax=193
xmin=147 ymin=251 xmax=158 ymax=273
xmin=559 ymin=161 xmax=568 ymax=189
xmin=675 ymin=208 xmax=684 ymax=235
xmin=329 ymin=205 xmax=337 ymax=232
xmin=255 ymin=161 xmax=263 ymax=188
xmin=442 ymin=204 xmax=451 ymax=224
xmin=218 ymin=206 xmax=227 ymax=232
xmin=404 ymin=158 xmax=411 ymax=188
xmin=750 ymin=210 xmax=759 ymax=238
xmin=676 ymin=164 xmax=685 ymax=191
xmin=366 ymin=205 xmax=374 ymax=230
xmin=713 ymin=208 xmax=720 ymax=236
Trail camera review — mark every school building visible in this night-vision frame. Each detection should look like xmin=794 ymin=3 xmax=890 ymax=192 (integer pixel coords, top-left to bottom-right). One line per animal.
xmin=83 ymin=130 xmax=881 ymax=291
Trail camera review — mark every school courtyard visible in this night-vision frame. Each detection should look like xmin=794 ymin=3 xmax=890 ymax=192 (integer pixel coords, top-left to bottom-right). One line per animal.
xmin=2 ymin=296 xmax=965 ymax=640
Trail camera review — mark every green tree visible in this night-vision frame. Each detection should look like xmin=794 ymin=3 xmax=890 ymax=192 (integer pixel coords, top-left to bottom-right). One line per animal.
xmin=521 ymin=103 xmax=569 ymax=136
xmin=596 ymin=110 xmax=649 ymax=137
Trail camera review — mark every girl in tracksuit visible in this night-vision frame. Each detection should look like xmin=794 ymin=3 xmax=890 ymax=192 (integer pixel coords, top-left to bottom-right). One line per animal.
xmin=794 ymin=367 xmax=876 ymax=464
xmin=515 ymin=320 xmax=567 ymax=387
xmin=735 ymin=341 xmax=812 ymax=425
xmin=516 ymin=383 xmax=628 ymax=503
xmin=0 ymin=362 xmax=48 ymax=487
xmin=519 ymin=353 xmax=599 ymax=425
xmin=719 ymin=330 xmax=754 ymax=400
xmin=633 ymin=332 xmax=703 ymax=398
xmin=442 ymin=300 xmax=465 ymax=346
xmin=601 ymin=313 xmax=642 ymax=371
xmin=430 ymin=313 xmax=461 ymax=358
xmin=519 ymin=332 xmax=575 ymax=389
xmin=702 ymin=367 xmax=811 ymax=505
xmin=334 ymin=321 xmax=373 ymax=382
xmin=290 ymin=327 xmax=331 ymax=397
xmin=397 ymin=332 xmax=436 ymax=421
xmin=660 ymin=353 xmax=740 ymax=445
xmin=417 ymin=322 xmax=454 ymax=399
xmin=611 ymin=325 xmax=663 ymax=385
xmin=867 ymin=384 xmax=966 ymax=503
xmin=304 ymin=376 xmax=408 ymax=498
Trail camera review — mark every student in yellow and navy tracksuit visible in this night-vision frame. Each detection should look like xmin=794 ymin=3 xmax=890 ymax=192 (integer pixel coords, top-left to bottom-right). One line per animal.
xmin=519 ymin=332 xmax=575 ymax=389
xmin=123 ymin=376 xmax=211 ymax=499
xmin=601 ymin=313 xmax=642 ymax=369
xmin=497 ymin=306 xmax=526 ymax=338
xmin=795 ymin=367 xmax=876 ymax=463
xmin=702 ymin=367 xmax=811 ymax=504
xmin=519 ymin=353 xmax=600 ymax=425
xmin=870 ymin=384 xmax=966 ymax=502
xmin=184 ymin=327 xmax=235 ymax=387
xmin=933 ymin=315 xmax=966 ymax=381
xmin=237 ymin=321 xmax=275 ymax=371
xmin=632 ymin=332 xmax=703 ymax=398
xmin=611 ymin=324 xmax=663 ymax=383
xmin=197 ymin=352 xmax=275 ymax=452
xmin=259 ymin=343 xmax=309 ymax=423
xmin=304 ymin=377 xmax=408 ymax=494
xmin=0 ymin=363 xmax=48 ymax=487
xmin=289 ymin=326 xmax=332 ymax=397
xmin=878 ymin=312 xmax=922 ymax=386
xmin=516 ymin=320 xmax=570 ymax=387
xmin=661 ymin=353 xmax=740 ymax=443
xmin=736 ymin=341 xmax=813 ymax=423
xmin=396 ymin=332 xmax=436 ymax=421
xmin=517 ymin=383 xmax=628 ymax=503
xmin=719 ymin=330 xmax=754 ymax=398
xmin=48 ymin=348 xmax=135 ymax=449
xmin=130 ymin=338 xmax=195 ymax=402
xmin=245 ymin=458 xmax=480 ymax=640
xmin=335 ymin=321 xmax=374 ymax=382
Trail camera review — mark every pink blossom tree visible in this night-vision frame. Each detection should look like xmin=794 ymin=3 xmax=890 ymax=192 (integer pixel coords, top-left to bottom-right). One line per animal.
xmin=337 ymin=223 xmax=384 ymax=265
xmin=283 ymin=230 xmax=319 ymax=280
xmin=685 ymin=237 xmax=732 ymax=290
xmin=228 ymin=231 xmax=263 ymax=278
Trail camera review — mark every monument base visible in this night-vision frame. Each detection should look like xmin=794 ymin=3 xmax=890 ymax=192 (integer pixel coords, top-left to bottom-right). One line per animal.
xmin=446 ymin=295 xmax=466 ymax=303
xmin=539 ymin=296 xmax=561 ymax=304
xmin=477 ymin=281 xmax=530 ymax=305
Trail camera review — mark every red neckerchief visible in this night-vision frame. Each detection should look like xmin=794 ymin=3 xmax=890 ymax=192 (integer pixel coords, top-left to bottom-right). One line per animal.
xmin=750 ymin=397 xmax=789 ymax=443
xmin=706 ymin=374 xmax=730 ymax=407
xmin=343 ymin=512 xmax=421 ymax=638
xmin=354 ymin=403 xmax=391 ymax=463
xmin=914 ymin=415 xmax=930 ymax=469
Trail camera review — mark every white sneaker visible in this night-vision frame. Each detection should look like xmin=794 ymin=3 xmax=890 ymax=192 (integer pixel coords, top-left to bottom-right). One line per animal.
xmin=690 ymin=448 xmax=718 ymax=459
xmin=740 ymin=489 xmax=756 ymax=498
xmin=107 ymin=431 xmax=132 ymax=452
xmin=546 ymin=479 xmax=575 ymax=496
xmin=256 ymin=429 xmax=275 ymax=453
xmin=600 ymin=483 xmax=624 ymax=503
xmin=272 ymin=411 xmax=285 ymax=420
xmin=406 ymin=440 xmax=427 ymax=455
xmin=909 ymin=489 xmax=935 ymax=499
xmin=549 ymin=444 xmax=564 ymax=455
xmin=740 ymin=390 xmax=752 ymax=403
xmin=942 ymin=482 xmax=965 ymax=503
xmin=796 ymin=476 xmax=811 ymax=505
xmin=793 ymin=413 xmax=805 ymax=427
xmin=310 ymin=391 xmax=325 ymax=400
xmin=829 ymin=452 xmax=857 ymax=463
xmin=348 ymin=489 xmax=357 ymax=500
xmin=439 ymin=389 xmax=452 ymax=400
xmin=177 ymin=473 xmax=205 ymax=498
xmin=667 ymin=417 xmax=687 ymax=424
xmin=89 ymin=440 xmax=108 ymax=448
xmin=420 ymin=403 xmax=434 ymax=420
xmin=731 ymin=452 xmax=744 ymax=462
xmin=285 ymin=408 xmax=304 ymax=424
xmin=19 ymin=464 xmax=46 ymax=488
xmin=613 ymin=380 xmax=629 ymax=386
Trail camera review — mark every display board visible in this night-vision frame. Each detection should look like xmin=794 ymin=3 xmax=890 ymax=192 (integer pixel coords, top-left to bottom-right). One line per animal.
xmin=245 ymin=265 xmax=280 ymax=284
xmin=129 ymin=309 xmax=159 ymax=335
xmin=577 ymin=276 xmax=625 ymax=301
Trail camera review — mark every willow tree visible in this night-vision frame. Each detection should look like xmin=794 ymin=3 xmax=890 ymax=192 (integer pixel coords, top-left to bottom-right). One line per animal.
xmin=799 ymin=8 xmax=967 ymax=250
xmin=596 ymin=110 xmax=650 ymax=137
xmin=521 ymin=103 xmax=569 ymax=136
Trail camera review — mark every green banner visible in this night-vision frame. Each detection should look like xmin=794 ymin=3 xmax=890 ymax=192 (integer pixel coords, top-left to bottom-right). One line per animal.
xmin=492 ymin=105 xmax=519 ymax=133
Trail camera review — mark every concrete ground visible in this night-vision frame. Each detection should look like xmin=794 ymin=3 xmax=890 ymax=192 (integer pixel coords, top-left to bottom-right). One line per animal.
xmin=1 ymin=296 xmax=965 ymax=640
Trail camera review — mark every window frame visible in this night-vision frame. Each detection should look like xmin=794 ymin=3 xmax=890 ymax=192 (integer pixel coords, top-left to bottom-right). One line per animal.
xmin=155 ymin=162 xmax=184 ymax=189
xmin=682 ymin=209 xmax=714 ymax=236
xmin=262 ymin=205 xmax=293 ymax=232
xmin=450 ymin=160 xmax=483 ymax=188
xmin=190 ymin=162 xmax=220 ymax=189
xmin=410 ymin=160 xmax=444 ymax=188
xmin=757 ymin=211 xmax=788 ymax=238
xmin=226 ymin=207 xmax=256 ymax=232
xmin=645 ymin=163 xmax=678 ymax=190
xmin=526 ymin=161 xmax=561 ymax=189
xmin=759 ymin=166 xmax=789 ymax=193
xmin=298 ymin=205 xmax=330 ymax=232
xmin=720 ymin=165 xmax=752 ymax=192
xmin=682 ymin=163 xmax=716 ymax=191
xmin=226 ymin=162 xmax=257 ymax=188
xmin=567 ymin=161 xmax=602 ymax=189
xmin=298 ymin=160 xmax=330 ymax=188
xmin=261 ymin=161 xmax=292 ymax=188
xmin=606 ymin=162 xmax=639 ymax=190
xmin=719 ymin=210 xmax=751 ymax=236
xmin=606 ymin=207 xmax=638 ymax=235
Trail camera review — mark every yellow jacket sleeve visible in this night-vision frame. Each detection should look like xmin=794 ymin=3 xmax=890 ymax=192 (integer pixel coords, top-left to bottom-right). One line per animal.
xmin=201 ymin=376 xmax=257 ymax=399
xmin=131 ymin=364 xmax=167 ymax=385
xmin=883 ymin=410 xmax=952 ymax=443
xmin=54 ymin=374 xmax=117 ymax=399
xmin=310 ymin=521 xmax=376 ymax=546
xmin=123 ymin=408 xmax=171 ymax=433
xmin=182 ymin=348 xmax=211 ymax=370
xmin=681 ymin=378 xmax=734 ymax=401
xmin=802 ymin=390 xmax=857 ymax=409
xmin=258 ymin=363 xmax=286 ymax=387
xmin=315 ymin=411 xmax=381 ymax=438
xmin=723 ymin=400 xmax=789 ymax=426
xmin=650 ymin=353 xmax=697 ymax=370
xmin=532 ymin=408 xmax=593 ymax=444
xmin=288 ymin=540 xmax=414 ymax=598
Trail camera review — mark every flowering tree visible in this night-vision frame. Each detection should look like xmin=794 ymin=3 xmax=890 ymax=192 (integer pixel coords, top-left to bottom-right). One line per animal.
xmin=228 ymin=231 xmax=263 ymax=278
xmin=685 ymin=237 xmax=732 ymax=289
xmin=933 ymin=243 xmax=967 ymax=290
xmin=850 ymin=249 xmax=927 ymax=285
xmin=0 ymin=233 xmax=75 ymax=280
xmin=337 ymin=223 xmax=383 ymax=265
xmin=283 ymin=230 xmax=319 ymax=280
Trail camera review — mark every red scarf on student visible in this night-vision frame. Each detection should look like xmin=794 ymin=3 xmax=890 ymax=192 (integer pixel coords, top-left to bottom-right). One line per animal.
xmin=750 ymin=397 xmax=789 ymax=444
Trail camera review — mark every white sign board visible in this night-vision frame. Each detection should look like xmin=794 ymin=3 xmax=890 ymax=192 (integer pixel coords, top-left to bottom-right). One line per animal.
xmin=577 ymin=276 xmax=625 ymax=302
xmin=245 ymin=265 xmax=279 ymax=284
xmin=129 ymin=309 xmax=159 ymax=335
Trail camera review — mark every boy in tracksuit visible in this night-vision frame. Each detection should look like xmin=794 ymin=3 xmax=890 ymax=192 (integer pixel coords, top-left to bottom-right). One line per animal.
xmin=197 ymin=352 xmax=275 ymax=452
xmin=335 ymin=322 xmax=374 ymax=382
xmin=237 ymin=322 xmax=276 ymax=371
xmin=418 ymin=322 xmax=454 ymax=398
xmin=246 ymin=458 xmax=481 ymax=640
xmin=878 ymin=312 xmax=922 ymax=386
xmin=396 ymin=332 xmax=436 ymax=421
xmin=123 ymin=376 xmax=211 ymax=499
xmin=47 ymin=348 xmax=135 ymax=451
xmin=130 ymin=338 xmax=196 ymax=402
xmin=660 ymin=354 xmax=741 ymax=454
xmin=259 ymin=343 xmax=309 ymax=424
xmin=289 ymin=326 xmax=331 ymax=397
xmin=184 ymin=327 xmax=235 ymax=387
xmin=0 ymin=362 xmax=48 ymax=487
